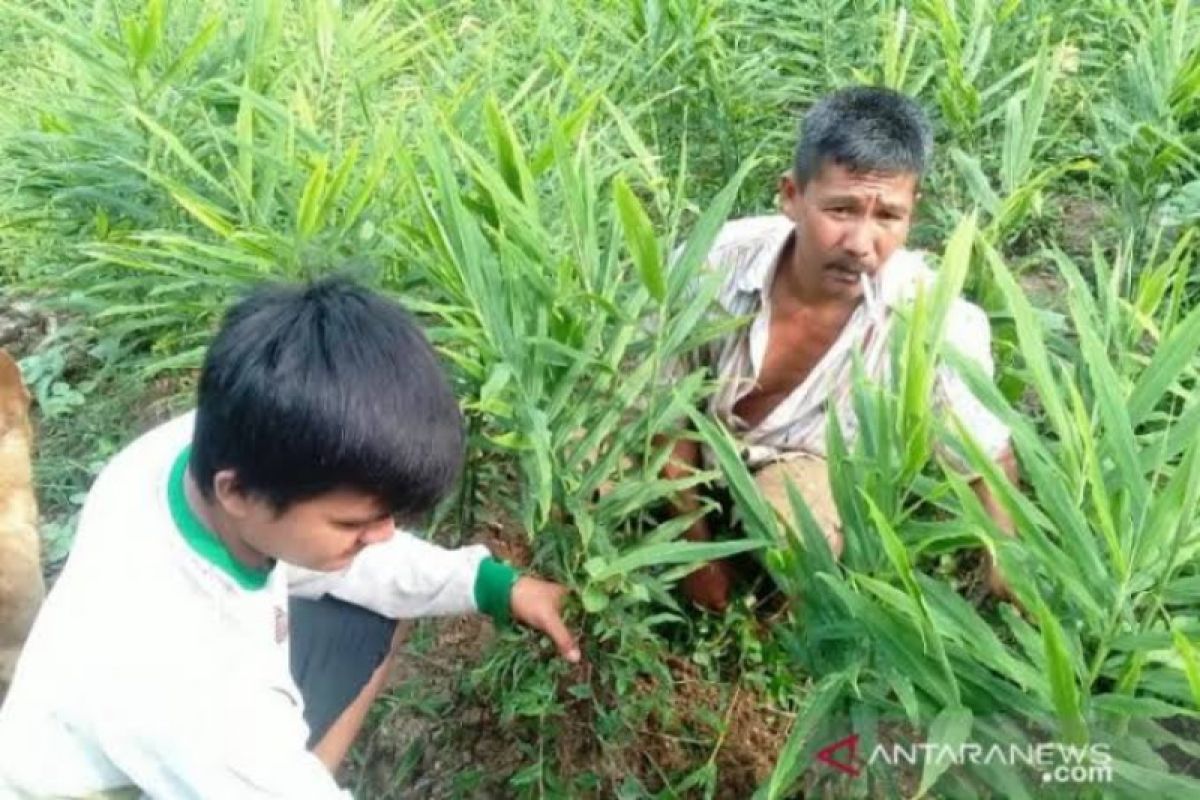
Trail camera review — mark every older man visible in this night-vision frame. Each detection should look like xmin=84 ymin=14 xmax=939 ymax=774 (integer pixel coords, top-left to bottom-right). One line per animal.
xmin=666 ymin=86 xmax=1018 ymax=611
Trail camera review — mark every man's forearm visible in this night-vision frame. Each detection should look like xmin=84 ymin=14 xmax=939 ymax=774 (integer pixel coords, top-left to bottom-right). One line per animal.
xmin=656 ymin=432 xmax=732 ymax=610
xmin=656 ymin=434 xmax=712 ymax=541
xmin=971 ymin=447 xmax=1019 ymax=536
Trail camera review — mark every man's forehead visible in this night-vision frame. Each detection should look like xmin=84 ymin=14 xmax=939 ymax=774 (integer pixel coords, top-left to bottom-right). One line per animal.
xmin=807 ymin=162 xmax=918 ymax=199
xmin=304 ymin=487 xmax=390 ymax=514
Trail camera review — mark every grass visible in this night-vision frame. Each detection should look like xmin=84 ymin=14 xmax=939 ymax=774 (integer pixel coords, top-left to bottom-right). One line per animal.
xmin=2 ymin=0 xmax=1199 ymax=797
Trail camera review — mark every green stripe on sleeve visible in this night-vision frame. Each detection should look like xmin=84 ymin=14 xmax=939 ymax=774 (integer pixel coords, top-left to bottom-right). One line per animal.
xmin=474 ymin=557 xmax=520 ymax=625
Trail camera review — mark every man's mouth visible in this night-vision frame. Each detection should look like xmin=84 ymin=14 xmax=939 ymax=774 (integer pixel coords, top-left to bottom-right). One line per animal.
xmin=826 ymin=262 xmax=865 ymax=284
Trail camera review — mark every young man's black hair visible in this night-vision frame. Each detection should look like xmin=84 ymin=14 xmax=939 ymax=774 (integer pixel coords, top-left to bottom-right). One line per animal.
xmin=794 ymin=85 xmax=934 ymax=183
xmin=189 ymin=276 xmax=464 ymax=522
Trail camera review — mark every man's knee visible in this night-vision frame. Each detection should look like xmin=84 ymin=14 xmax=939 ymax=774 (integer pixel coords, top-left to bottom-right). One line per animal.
xmin=753 ymin=457 xmax=843 ymax=558
xmin=289 ymin=595 xmax=398 ymax=749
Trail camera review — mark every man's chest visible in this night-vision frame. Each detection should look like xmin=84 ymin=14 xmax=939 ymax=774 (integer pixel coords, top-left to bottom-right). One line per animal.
xmin=730 ymin=309 xmax=848 ymax=428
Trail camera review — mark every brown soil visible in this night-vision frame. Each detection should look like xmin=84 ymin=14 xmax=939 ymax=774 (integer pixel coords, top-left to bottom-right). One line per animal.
xmin=345 ymin=621 xmax=792 ymax=799
xmin=340 ymin=614 xmax=518 ymax=799
xmin=132 ymin=374 xmax=197 ymax=433
xmin=1056 ymin=196 xmax=1115 ymax=260
xmin=641 ymin=657 xmax=792 ymax=797
xmin=0 ymin=296 xmax=53 ymax=360
xmin=1016 ymin=267 xmax=1068 ymax=314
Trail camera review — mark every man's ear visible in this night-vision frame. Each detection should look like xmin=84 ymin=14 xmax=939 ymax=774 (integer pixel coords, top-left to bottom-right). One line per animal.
xmin=778 ymin=171 xmax=803 ymax=222
xmin=213 ymin=469 xmax=253 ymax=519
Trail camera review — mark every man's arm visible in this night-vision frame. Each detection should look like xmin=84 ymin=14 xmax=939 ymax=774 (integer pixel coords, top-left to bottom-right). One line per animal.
xmin=970 ymin=446 xmax=1018 ymax=536
xmin=288 ymin=534 xmax=492 ymax=619
xmin=288 ymin=535 xmax=578 ymax=661
xmin=970 ymin=446 xmax=1019 ymax=598
xmin=661 ymin=436 xmax=711 ymax=539
xmin=657 ymin=433 xmax=736 ymax=611
xmin=934 ymin=303 xmax=1020 ymax=598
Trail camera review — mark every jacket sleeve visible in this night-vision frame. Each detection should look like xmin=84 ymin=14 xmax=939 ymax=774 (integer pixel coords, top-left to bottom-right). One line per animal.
xmin=286 ymin=533 xmax=516 ymax=622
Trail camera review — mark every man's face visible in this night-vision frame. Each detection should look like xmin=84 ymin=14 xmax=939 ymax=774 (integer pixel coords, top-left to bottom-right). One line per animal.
xmin=779 ymin=161 xmax=918 ymax=301
xmin=221 ymin=480 xmax=397 ymax=572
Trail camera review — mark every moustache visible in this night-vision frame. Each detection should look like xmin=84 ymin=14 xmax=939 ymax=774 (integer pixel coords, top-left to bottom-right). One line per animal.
xmin=826 ymin=260 xmax=867 ymax=274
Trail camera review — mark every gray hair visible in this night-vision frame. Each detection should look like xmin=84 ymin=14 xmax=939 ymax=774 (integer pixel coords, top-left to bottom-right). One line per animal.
xmin=794 ymin=86 xmax=933 ymax=183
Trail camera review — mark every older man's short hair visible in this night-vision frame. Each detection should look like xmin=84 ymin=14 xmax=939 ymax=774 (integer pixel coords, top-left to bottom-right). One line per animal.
xmin=794 ymin=86 xmax=933 ymax=183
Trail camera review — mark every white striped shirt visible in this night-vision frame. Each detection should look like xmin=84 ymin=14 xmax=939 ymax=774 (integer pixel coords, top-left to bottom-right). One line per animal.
xmin=685 ymin=215 xmax=1009 ymax=472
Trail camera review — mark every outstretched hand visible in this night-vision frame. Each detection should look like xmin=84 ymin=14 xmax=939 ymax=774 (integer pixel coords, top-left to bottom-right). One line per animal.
xmin=510 ymin=576 xmax=581 ymax=663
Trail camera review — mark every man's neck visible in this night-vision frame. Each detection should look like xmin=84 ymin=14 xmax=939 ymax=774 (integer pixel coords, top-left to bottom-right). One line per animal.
xmin=183 ymin=470 xmax=272 ymax=571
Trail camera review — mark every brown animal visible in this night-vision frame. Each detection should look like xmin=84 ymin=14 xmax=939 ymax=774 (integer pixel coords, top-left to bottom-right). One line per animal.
xmin=0 ymin=349 xmax=43 ymax=702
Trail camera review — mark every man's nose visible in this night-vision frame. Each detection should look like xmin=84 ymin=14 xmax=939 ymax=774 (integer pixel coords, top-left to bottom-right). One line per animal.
xmin=842 ymin=223 xmax=872 ymax=261
xmin=360 ymin=519 xmax=395 ymax=546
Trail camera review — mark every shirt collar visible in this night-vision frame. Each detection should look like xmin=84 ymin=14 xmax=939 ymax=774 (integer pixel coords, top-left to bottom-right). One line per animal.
xmin=735 ymin=217 xmax=794 ymax=295
xmin=167 ymin=446 xmax=273 ymax=591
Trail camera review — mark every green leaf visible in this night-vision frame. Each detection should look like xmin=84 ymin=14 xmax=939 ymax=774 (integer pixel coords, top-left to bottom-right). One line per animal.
xmin=1128 ymin=299 xmax=1200 ymax=425
xmin=134 ymin=0 xmax=166 ymax=69
xmin=296 ymin=155 xmax=329 ymax=238
xmin=153 ymin=15 xmax=221 ymax=96
xmin=686 ymin=406 xmax=777 ymax=540
xmin=950 ymin=149 xmax=1001 ymax=216
xmin=125 ymin=107 xmax=236 ymax=203
xmin=588 ymin=539 xmax=764 ymax=582
xmin=1110 ymin=758 xmax=1200 ymax=796
xmin=613 ymin=175 xmax=665 ymax=303
xmin=926 ymin=212 xmax=976 ymax=347
xmin=1091 ymin=693 xmax=1197 ymax=719
xmin=581 ymin=586 xmax=609 ymax=613
xmin=666 ymin=158 xmax=755 ymax=303
xmin=1038 ymin=598 xmax=1087 ymax=744
xmin=484 ymin=95 xmax=535 ymax=210
xmin=1171 ymin=623 xmax=1200 ymax=710
xmin=979 ymin=241 xmax=1075 ymax=468
xmin=1070 ymin=283 xmax=1150 ymax=523
xmin=916 ymin=706 xmax=973 ymax=797
xmin=317 ymin=143 xmax=360 ymax=230
xmin=168 ymin=187 xmax=235 ymax=239
xmin=755 ymin=669 xmax=855 ymax=800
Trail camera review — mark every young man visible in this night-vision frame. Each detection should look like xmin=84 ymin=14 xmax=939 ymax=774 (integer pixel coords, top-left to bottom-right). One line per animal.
xmin=0 ymin=278 xmax=579 ymax=797
xmin=666 ymin=87 xmax=1018 ymax=611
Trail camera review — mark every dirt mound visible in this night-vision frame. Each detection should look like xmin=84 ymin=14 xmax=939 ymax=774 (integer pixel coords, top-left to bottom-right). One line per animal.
xmin=346 ymin=619 xmax=791 ymax=799
xmin=342 ymin=615 xmax=519 ymax=799
xmin=0 ymin=298 xmax=53 ymax=360
xmin=632 ymin=657 xmax=792 ymax=797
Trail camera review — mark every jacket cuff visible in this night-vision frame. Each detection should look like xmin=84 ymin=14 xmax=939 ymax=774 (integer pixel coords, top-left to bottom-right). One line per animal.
xmin=474 ymin=557 xmax=520 ymax=625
